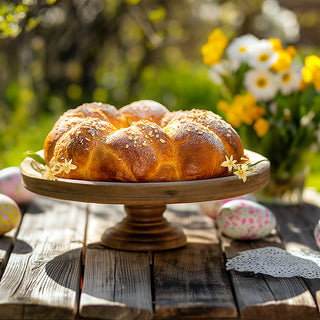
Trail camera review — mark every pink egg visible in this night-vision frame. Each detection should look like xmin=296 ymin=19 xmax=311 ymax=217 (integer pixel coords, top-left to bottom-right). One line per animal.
xmin=216 ymin=199 xmax=276 ymax=239
xmin=0 ymin=194 xmax=21 ymax=234
xmin=199 ymin=194 xmax=255 ymax=220
xmin=0 ymin=167 xmax=35 ymax=204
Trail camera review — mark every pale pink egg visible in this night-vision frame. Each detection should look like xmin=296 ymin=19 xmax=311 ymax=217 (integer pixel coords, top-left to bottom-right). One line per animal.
xmin=199 ymin=194 xmax=255 ymax=220
xmin=0 ymin=167 xmax=35 ymax=204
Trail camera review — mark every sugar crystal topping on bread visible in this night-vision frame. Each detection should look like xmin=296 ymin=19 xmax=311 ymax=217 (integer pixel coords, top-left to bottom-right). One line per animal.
xmin=43 ymin=100 xmax=245 ymax=182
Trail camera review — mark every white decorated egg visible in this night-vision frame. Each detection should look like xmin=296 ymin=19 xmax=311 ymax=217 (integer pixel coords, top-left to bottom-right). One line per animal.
xmin=0 ymin=194 xmax=21 ymax=234
xmin=216 ymin=199 xmax=276 ymax=240
xmin=0 ymin=167 xmax=35 ymax=204
xmin=199 ymin=194 xmax=255 ymax=220
xmin=314 ymin=221 xmax=320 ymax=249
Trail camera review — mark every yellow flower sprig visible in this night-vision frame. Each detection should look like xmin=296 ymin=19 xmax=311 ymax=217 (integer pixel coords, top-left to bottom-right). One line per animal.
xmin=25 ymin=151 xmax=77 ymax=181
xmin=42 ymin=159 xmax=77 ymax=180
xmin=221 ymin=155 xmax=265 ymax=182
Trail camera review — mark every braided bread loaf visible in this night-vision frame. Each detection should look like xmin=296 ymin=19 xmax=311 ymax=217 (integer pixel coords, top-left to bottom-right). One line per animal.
xmin=43 ymin=100 xmax=245 ymax=182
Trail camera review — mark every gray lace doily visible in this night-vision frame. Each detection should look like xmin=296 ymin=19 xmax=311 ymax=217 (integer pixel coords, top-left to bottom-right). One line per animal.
xmin=226 ymin=246 xmax=320 ymax=278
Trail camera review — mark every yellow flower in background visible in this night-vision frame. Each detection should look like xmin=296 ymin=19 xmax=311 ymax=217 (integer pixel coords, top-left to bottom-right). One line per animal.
xmin=271 ymin=50 xmax=292 ymax=73
xmin=201 ymin=28 xmax=228 ymax=66
xmin=269 ymin=38 xmax=295 ymax=73
xmin=218 ymin=93 xmax=264 ymax=128
xmin=269 ymin=38 xmax=283 ymax=51
xmin=302 ymin=55 xmax=320 ymax=90
xmin=253 ymin=118 xmax=270 ymax=137
xmin=286 ymin=45 xmax=296 ymax=59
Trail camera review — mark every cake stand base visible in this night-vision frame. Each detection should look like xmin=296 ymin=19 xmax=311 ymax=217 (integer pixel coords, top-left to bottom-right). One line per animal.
xmin=100 ymin=204 xmax=187 ymax=251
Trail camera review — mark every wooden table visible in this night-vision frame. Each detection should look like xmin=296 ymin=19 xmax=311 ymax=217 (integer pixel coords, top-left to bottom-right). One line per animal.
xmin=1 ymin=194 xmax=320 ymax=320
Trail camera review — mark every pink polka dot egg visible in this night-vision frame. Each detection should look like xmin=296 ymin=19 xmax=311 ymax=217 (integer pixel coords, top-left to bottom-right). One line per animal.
xmin=0 ymin=194 xmax=21 ymax=235
xmin=216 ymin=199 xmax=276 ymax=240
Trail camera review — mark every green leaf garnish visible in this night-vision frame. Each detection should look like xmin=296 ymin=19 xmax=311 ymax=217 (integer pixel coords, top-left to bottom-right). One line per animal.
xmin=24 ymin=151 xmax=46 ymax=166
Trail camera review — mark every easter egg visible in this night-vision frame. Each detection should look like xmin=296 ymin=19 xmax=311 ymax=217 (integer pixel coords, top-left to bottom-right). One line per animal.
xmin=199 ymin=194 xmax=255 ymax=220
xmin=0 ymin=167 xmax=35 ymax=204
xmin=314 ymin=221 xmax=320 ymax=249
xmin=216 ymin=199 xmax=276 ymax=240
xmin=0 ymin=194 xmax=22 ymax=234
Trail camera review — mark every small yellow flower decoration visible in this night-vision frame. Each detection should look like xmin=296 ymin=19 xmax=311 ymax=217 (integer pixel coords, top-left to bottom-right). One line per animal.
xmin=42 ymin=166 xmax=57 ymax=181
xmin=24 ymin=151 xmax=77 ymax=181
xmin=221 ymin=155 xmax=265 ymax=183
xmin=233 ymin=164 xmax=252 ymax=183
xmin=42 ymin=159 xmax=77 ymax=180
xmin=221 ymin=155 xmax=237 ymax=172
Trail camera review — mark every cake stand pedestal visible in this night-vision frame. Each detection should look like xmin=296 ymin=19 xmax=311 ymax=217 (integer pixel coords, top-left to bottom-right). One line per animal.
xmin=20 ymin=150 xmax=270 ymax=251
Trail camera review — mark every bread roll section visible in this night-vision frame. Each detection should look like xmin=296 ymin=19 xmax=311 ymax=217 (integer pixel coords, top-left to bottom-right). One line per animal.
xmin=43 ymin=100 xmax=245 ymax=182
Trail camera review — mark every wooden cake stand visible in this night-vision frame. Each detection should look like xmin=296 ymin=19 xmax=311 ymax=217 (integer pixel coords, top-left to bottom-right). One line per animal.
xmin=20 ymin=150 xmax=270 ymax=251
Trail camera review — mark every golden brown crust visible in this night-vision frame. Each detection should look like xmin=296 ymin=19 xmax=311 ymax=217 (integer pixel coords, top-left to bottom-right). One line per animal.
xmin=43 ymin=102 xmax=127 ymax=163
xmin=61 ymin=102 xmax=128 ymax=129
xmin=163 ymin=119 xmax=227 ymax=180
xmin=161 ymin=109 xmax=245 ymax=162
xmin=119 ymin=100 xmax=169 ymax=126
xmin=43 ymin=101 xmax=245 ymax=182
xmin=52 ymin=118 xmax=117 ymax=180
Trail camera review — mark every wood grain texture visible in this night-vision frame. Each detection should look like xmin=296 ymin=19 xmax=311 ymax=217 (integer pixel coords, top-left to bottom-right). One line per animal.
xmin=270 ymin=203 xmax=320 ymax=318
xmin=153 ymin=204 xmax=237 ymax=319
xmin=20 ymin=150 xmax=270 ymax=205
xmin=222 ymin=226 xmax=318 ymax=320
xmin=0 ymin=206 xmax=26 ymax=280
xmin=0 ymin=196 xmax=86 ymax=320
xmin=79 ymin=203 xmax=153 ymax=320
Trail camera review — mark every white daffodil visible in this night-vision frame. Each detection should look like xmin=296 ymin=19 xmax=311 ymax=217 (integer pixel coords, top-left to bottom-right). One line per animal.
xmin=247 ymin=39 xmax=278 ymax=69
xmin=244 ymin=68 xmax=279 ymax=101
xmin=226 ymin=34 xmax=259 ymax=63
xmin=277 ymin=67 xmax=301 ymax=95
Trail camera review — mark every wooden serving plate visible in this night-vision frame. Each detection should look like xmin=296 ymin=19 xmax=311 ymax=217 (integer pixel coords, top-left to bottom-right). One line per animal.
xmin=20 ymin=150 xmax=270 ymax=251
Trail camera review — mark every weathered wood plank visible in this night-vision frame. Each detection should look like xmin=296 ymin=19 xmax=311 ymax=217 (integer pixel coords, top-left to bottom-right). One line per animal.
xmin=222 ymin=214 xmax=318 ymax=320
xmin=0 ymin=231 xmax=17 ymax=280
xmin=0 ymin=204 xmax=27 ymax=280
xmin=270 ymin=203 xmax=320 ymax=316
xmin=153 ymin=204 xmax=237 ymax=319
xmin=79 ymin=204 xmax=153 ymax=320
xmin=0 ymin=196 xmax=86 ymax=320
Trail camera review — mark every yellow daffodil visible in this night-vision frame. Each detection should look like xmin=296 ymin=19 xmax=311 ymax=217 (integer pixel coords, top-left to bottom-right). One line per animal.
xmin=301 ymin=55 xmax=320 ymax=90
xmin=253 ymin=118 xmax=270 ymax=137
xmin=271 ymin=50 xmax=292 ymax=73
xmin=201 ymin=28 xmax=228 ymax=66
xmin=221 ymin=155 xmax=237 ymax=172
xmin=269 ymin=38 xmax=295 ymax=73
xmin=218 ymin=93 xmax=264 ymax=128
